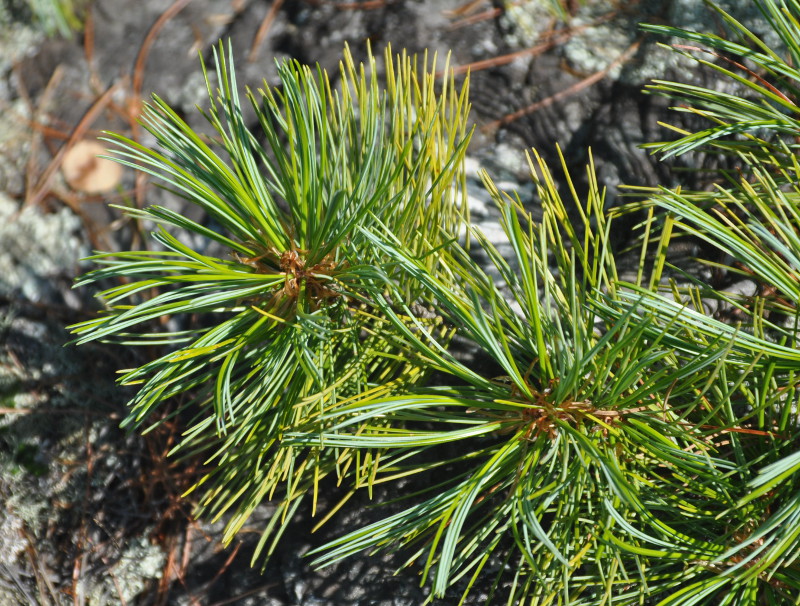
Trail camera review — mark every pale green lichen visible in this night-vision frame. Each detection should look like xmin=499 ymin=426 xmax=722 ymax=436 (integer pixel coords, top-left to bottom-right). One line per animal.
xmin=567 ymin=0 xmax=789 ymax=83
xmin=85 ymin=536 xmax=165 ymax=605
xmin=0 ymin=100 xmax=34 ymax=196
xmin=0 ymin=193 xmax=88 ymax=302
xmin=499 ymin=0 xmax=558 ymax=48
xmin=0 ymin=510 xmax=28 ymax=562
xmin=501 ymin=0 xmax=788 ymax=85
xmin=0 ymin=20 xmax=44 ymax=76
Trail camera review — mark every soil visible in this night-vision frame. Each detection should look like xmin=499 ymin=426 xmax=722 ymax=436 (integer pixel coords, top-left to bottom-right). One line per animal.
xmin=0 ymin=1 xmax=751 ymax=604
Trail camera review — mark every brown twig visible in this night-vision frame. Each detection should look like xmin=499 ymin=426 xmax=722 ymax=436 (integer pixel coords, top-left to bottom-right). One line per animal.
xmin=130 ymin=0 xmax=193 ymax=210
xmin=444 ymin=0 xmax=488 ymax=18
xmin=203 ymin=543 xmax=242 ymax=594
xmin=82 ymin=8 xmax=103 ymax=93
xmin=154 ymin=532 xmax=179 ymax=606
xmin=672 ymin=43 xmax=796 ymax=106
xmin=441 ymin=28 xmax=577 ymax=78
xmin=132 ymin=0 xmax=194 ymax=101
xmin=23 ymin=525 xmax=59 ymax=606
xmin=169 ymin=526 xmax=203 ymax=606
xmin=248 ymin=0 xmax=285 ymax=63
xmin=443 ymin=10 xmax=620 ymax=76
xmin=19 ymin=64 xmax=64 ymax=208
xmin=23 ymin=83 xmax=120 ymax=211
xmin=109 ymin=570 xmax=129 ymax=606
xmin=446 ymin=0 xmax=529 ymax=29
xmin=483 ymin=38 xmax=642 ymax=131
xmin=441 ymin=42 xmax=558 ymax=77
xmin=327 ymin=0 xmax=395 ymax=9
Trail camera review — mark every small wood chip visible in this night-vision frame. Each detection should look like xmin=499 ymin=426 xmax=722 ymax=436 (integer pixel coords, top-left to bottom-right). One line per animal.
xmin=61 ymin=140 xmax=122 ymax=194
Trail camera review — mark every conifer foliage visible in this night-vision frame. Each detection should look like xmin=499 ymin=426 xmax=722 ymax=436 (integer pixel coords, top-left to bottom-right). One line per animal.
xmin=72 ymin=3 xmax=800 ymax=603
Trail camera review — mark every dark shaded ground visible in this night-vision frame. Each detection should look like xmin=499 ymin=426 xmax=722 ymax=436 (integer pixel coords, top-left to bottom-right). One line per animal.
xmin=0 ymin=1 xmax=763 ymax=604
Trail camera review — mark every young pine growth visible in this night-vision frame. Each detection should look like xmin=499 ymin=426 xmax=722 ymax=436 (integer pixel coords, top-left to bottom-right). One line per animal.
xmin=69 ymin=41 xmax=471 ymax=560
xmin=288 ymin=149 xmax=746 ymax=604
